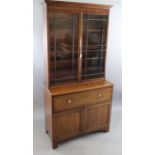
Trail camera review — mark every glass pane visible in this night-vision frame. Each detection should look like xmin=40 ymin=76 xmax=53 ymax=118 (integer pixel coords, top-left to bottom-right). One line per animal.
xmin=49 ymin=13 xmax=78 ymax=85
xmin=82 ymin=14 xmax=108 ymax=80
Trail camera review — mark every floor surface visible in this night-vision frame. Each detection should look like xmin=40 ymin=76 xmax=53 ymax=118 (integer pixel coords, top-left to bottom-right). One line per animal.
xmin=33 ymin=101 xmax=122 ymax=155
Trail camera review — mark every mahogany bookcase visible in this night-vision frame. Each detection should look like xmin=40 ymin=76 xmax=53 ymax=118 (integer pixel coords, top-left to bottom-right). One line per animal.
xmin=43 ymin=0 xmax=113 ymax=149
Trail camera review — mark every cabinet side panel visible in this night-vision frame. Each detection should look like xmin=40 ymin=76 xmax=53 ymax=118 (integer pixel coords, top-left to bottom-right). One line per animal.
xmin=44 ymin=88 xmax=52 ymax=136
xmin=43 ymin=2 xmax=50 ymax=88
xmin=107 ymin=86 xmax=113 ymax=131
xmin=104 ymin=13 xmax=110 ymax=78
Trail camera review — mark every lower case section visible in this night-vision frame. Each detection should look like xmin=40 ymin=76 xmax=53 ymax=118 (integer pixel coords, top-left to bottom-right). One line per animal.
xmin=47 ymin=103 xmax=111 ymax=149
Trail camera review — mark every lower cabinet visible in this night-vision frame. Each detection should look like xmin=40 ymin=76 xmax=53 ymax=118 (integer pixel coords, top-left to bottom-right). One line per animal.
xmin=53 ymin=103 xmax=111 ymax=145
xmin=45 ymin=81 xmax=113 ymax=149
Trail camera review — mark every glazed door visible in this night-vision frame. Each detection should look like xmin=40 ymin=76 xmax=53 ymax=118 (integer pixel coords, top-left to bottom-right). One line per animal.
xmin=48 ymin=12 xmax=109 ymax=85
xmin=84 ymin=103 xmax=110 ymax=133
xmin=53 ymin=109 xmax=83 ymax=141
xmin=48 ymin=12 xmax=78 ymax=85
xmin=82 ymin=14 xmax=108 ymax=80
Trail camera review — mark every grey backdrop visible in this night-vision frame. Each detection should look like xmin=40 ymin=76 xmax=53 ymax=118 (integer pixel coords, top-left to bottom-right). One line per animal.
xmin=33 ymin=0 xmax=122 ymax=109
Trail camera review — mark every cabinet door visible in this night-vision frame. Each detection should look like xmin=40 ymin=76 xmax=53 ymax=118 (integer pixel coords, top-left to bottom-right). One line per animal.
xmin=53 ymin=109 xmax=83 ymax=141
xmin=82 ymin=14 xmax=108 ymax=80
xmin=48 ymin=13 xmax=78 ymax=85
xmin=84 ymin=103 xmax=110 ymax=133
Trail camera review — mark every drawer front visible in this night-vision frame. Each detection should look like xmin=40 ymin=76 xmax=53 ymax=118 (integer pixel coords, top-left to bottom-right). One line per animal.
xmin=53 ymin=87 xmax=112 ymax=112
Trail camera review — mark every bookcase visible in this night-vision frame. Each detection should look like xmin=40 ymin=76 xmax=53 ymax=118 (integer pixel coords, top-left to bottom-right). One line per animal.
xmin=43 ymin=0 xmax=113 ymax=149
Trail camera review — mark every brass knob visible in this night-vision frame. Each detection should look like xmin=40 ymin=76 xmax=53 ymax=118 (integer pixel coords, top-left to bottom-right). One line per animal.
xmin=98 ymin=94 xmax=102 ymax=98
xmin=67 ymin=99 xmax=72 ymax=103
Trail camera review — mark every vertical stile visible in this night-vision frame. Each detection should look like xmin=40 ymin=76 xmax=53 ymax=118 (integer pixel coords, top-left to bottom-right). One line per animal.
xmin=72 ymin=14 xmax=75 ymax=80
xmin=77 ymin=12 xmax=83 ymax=82
xmin=54 ymin=12 xmax=57 ymax=84
xmin=104 ymin=14 xmax=109 ymax=78
xmin=85 ymin=14 xmax=88 ymax=76
xmin=100 ymin=17 xmax=104 ymax=73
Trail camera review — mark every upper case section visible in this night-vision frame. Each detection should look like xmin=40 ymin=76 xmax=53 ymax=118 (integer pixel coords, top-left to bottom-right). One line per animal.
xmin=45 ymin=1 xmax=112 ymax=86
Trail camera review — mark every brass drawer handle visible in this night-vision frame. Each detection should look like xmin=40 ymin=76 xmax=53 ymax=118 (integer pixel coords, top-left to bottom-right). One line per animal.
xmin=67 ymin=99 xmax=72 ymax=103
xmin=98 ymin=94 xmax=102 ymax=98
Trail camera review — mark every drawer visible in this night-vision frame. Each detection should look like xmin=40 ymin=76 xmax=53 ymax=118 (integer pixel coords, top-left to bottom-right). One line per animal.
xmin=53 ymin=87 xmax=112 ymax=112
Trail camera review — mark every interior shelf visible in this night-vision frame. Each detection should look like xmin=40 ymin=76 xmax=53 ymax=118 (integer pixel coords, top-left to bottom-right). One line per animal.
xmin=84 ymin=29 xmax=102 ymax=32
xmin=84 ymin=19 xmax=108 ymax=21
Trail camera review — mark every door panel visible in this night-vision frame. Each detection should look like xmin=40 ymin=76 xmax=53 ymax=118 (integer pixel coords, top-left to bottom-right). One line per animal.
xmin=53 ymin=109 xmax=82 ymax=141
xmin=82 ymin=14 xmax=108 ymax=80
xmin=48 ymin=13 xmax=78 ymax=85
xmin=84 ymin=103 xmax=110 ymax=133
